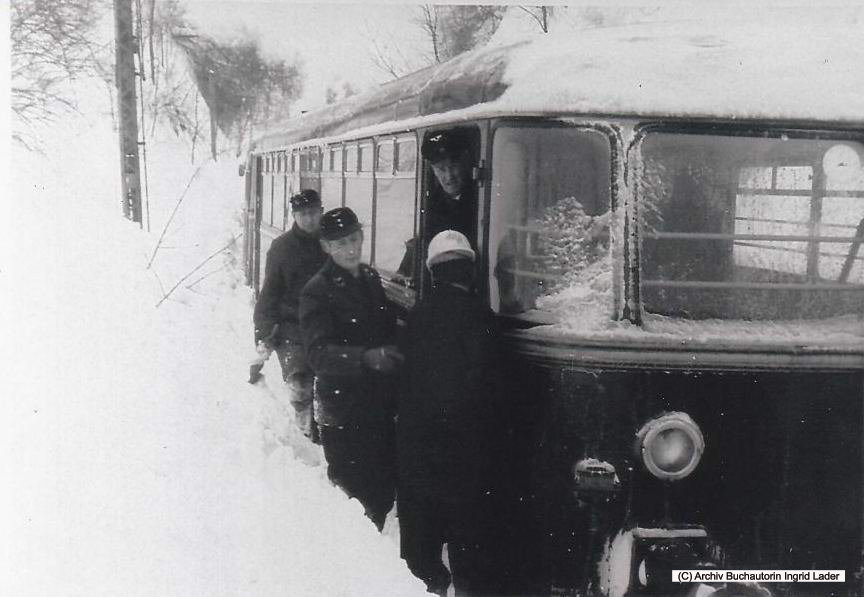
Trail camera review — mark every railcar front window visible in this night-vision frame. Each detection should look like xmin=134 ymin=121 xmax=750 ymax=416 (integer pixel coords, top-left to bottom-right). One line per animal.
xmin=639 ymin=133 xmax=864 ymax=321
xmin=489 ymin=126 xmax=612 ymax=321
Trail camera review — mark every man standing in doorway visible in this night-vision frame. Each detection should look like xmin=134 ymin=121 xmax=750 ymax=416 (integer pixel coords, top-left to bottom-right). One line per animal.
xmin=300 ymin=207 xmax=403 ymax=530
xmin=397 ymin=128 xmax=477 ymax=279
xmin=421 ymin=128 xmax=476 ymax=240
xmin=253 ymin=189 xmax=326 ymax=442
xmin=398 ymin=230 xmax=501 ymax=596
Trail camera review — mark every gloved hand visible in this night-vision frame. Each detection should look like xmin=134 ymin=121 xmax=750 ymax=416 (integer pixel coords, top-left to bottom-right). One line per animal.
xmin=363 ymin=345 xmax=405 ymax=374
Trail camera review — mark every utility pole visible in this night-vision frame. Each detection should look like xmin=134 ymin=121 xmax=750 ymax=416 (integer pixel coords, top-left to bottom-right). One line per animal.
xmin=114 ymin=0 xmax=142 ymax=225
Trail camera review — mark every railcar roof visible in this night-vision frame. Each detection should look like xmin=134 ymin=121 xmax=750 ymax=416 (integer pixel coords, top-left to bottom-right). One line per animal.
xmin=254 ymin=20 xmax=864 ymax=150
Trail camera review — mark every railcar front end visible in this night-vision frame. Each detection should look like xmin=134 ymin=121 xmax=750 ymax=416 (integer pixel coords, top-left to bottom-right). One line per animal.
xmin=489 ymin=120 xmax=864 ymax=597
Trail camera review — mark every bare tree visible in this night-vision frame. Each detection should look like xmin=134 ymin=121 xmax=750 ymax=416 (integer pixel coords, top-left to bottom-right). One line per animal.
xmin=363 ymin=12 xmax=428 ymax=80
xmin=174 ymin=31 xmax=303 ymax=159
xmin=11 ymin=0 xmax=109 ymax=148
xmin=325 ymin=86 xmax=339 ymax=105
xmin=368 ymin=37 xmax=402 ymax=79
xmin=365 ymin=5 xmax=502 ymax=81
xmin=417 ymin=4 xmax=442 ymax=63
xmin=519 ymin=6 xmax=553 ymax=33
xmin=324 ymin=81 xmax=358 ymax=105
xmin=440 ymin=6 xmax=505 ymax=59
xmin=414 ymin=5 xmax=506 ymax=64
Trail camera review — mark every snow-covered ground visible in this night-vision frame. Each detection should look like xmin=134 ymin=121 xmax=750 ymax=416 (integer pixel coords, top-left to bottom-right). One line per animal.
xmin=1 ymin=91 xmax=426 ymax=596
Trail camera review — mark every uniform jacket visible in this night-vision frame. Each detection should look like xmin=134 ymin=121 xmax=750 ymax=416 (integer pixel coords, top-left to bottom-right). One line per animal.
xmin=300 ymin=258 xmax=398 ymax=427
xmin=253 ymin=224 xmax=327 ymax=345
xmin=425 ymin=188 xmax=475 ymax=241
xmin=397 ymin=188 xmax=476 ymax=279
xmin=397 ymin=283 xmax=499 ymax=499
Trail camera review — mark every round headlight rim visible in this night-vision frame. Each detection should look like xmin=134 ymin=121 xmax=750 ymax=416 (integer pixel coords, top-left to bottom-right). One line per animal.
xmin=637 ymin=412 xmax=705 ymax=482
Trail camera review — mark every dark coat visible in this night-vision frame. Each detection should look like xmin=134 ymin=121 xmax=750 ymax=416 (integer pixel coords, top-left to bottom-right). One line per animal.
xmin=425 ymin=188 xmax=475 ymax=241
xmin=253 ymin=224 xmax=327 ymax=344
xmin=397 ymin=283 xmax=499 ymax=500
xmin=300 ymin=258 xmax=398 ymax=427
xmin=396 ymin=188 xmax=476 ymax=279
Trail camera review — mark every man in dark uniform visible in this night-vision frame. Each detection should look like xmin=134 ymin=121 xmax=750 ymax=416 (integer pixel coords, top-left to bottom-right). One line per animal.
xmin=422 ymin=129 xmax=476 ymax=239
xmin=398 ymin=230 xmax=501 ymax=597
xmin=253 ymin=189 xmax=326 ymax=441
xmin=300 ymin=207 xmax=403 ymax=531
xmin=397 ymin=128 xmax=477 ymax=279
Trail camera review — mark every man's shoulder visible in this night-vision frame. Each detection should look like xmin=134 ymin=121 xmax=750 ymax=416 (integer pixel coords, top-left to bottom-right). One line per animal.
xmin=302 ymin=261 xmax=337 ymax=294
xmin=359 ymin=263 xmax=381 ymax=281
xmin=302 ymin=269 xmax=327 ymax=292
xmin=267 ymin=230 xmax=296 ymax=254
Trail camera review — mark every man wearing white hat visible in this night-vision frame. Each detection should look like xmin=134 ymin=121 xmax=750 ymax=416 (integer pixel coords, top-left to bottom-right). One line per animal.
xmin=397 ymin=230 xmax=501 ymax=596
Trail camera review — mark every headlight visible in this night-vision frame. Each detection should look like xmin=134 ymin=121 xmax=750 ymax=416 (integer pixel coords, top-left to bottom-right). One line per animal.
xmin=635 ymin=412 xmax=705 ymax=481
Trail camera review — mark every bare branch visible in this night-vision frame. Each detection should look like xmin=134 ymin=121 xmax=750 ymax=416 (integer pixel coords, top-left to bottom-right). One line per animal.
xmin=518 ymin=6 xmax=551 ymax=32
xmin=11 ymin=0 xmax=107 ymax=145
xmin=418 ymin=4 xmax=441 ymax=64
xmin=368 ymin=37 xmax=401 ymax=80
xmin=155 ymin=235 xmax=239 ymax=308
xmin=146 ymin=161 xmax=207 ymax=269
xmin=149 ymin=268 xmax=167 ymax=296
xmin=184 ymin=264 xmax=227 ymax=290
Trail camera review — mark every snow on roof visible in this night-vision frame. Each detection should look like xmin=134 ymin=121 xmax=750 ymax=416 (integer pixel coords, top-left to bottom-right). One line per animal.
xmin=499 ymin=20 xmax=864 ymax=123
xmin=255 ymin=19 xmax=864 ymax=150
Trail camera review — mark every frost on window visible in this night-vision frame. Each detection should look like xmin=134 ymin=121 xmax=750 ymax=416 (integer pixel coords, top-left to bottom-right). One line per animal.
xmin=489 ymin=126 xmax=612 ymax=323
xmin=639 ymin=133 xmax=864 ymax=323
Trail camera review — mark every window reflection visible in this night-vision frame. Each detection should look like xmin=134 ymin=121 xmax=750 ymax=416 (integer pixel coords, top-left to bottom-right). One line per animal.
xmin=489 ymin=126 xmax=612 ymax=317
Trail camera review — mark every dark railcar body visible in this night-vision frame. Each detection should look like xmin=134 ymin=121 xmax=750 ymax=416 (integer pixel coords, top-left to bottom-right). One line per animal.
xmin=498 ymin=346 xmax=863 ymax=595
xmin=244 ymin=21 xmax=864 ymax=597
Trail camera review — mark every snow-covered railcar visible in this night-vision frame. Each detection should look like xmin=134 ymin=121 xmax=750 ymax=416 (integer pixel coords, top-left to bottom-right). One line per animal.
xmin=243 ymin=21 xmax=864 ymax=597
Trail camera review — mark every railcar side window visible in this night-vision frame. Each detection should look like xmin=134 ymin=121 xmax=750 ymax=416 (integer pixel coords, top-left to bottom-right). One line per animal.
xmin=322 ymin=144 xmax=343 ymax=208
xmin=638 ymin=133 xmax=864 ymax=320
xmin=273 ymin=151 xmax=287 ymax=230
xmin=359 ymin=143 xmax=372 ymax=172
xmin=373 ymin=135 xmax=416 ymax=279
xmin=489 ymin=126 xmax=613 ymax=318
xmin=262 ymin=154 xmax=274 ymax=228
xmin=344 ymin=139 xmax=374 ymax=241
xmin=345 ymin=145 xmax=358 ymax=173
xmin=396 ymin=139 xmax=416 ymax=173
xmin=329 ymin=147 xmax=342 ymax=173
xmin=377 ymin=139 xmax=395 ymax=174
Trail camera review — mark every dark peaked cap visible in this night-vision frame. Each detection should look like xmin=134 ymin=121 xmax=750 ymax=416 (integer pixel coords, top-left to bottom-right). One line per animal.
xmin=320 ymin=207 xmax=361 ymax=240
xmin=421 ymin=128 xmax=472 ymax=163
xmin=290 ymin=189 xmax=321 ymax=211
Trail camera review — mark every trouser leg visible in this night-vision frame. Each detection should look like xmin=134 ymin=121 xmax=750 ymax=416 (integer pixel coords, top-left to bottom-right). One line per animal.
xmin=447 ymin=496 xmax=503 ymax=597
xmin=319 ymin=418 xmax=395 ymax=531
xmin=398 ymin=493 xmax=451 ymax=596
xmin=275 ymin=344 xmax=318 ymax=442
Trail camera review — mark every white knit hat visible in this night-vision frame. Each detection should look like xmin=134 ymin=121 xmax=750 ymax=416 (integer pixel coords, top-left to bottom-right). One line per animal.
xmin=426 ymin=230 xmax=475 ymax=269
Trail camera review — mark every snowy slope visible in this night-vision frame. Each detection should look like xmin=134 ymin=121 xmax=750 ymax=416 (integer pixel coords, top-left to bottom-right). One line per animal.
xmin=1 ymin=87 xmax=425 ymax=596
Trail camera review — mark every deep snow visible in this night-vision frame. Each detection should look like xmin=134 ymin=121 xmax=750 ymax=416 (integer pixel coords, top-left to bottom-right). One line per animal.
xmin=1 ymin=90 xmax=426 ymax=596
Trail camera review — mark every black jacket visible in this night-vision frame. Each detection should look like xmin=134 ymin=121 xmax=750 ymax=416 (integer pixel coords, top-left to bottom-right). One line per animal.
xmin=398 ymin=283 xmax=499 ymax=498
xmin=425 ymin=188 xmax=475 ymax=240
xmin=253 ymin=224 xmax=327 ymax=344
xmin=300 ymin=259 xmax=398 ymax=427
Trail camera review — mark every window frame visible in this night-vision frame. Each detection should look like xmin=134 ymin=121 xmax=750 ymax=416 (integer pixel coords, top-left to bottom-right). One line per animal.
xmin=632 ymin=124 xmax=864 ymax=321
xmin=486 ymin=118 xmax=619 ymax=320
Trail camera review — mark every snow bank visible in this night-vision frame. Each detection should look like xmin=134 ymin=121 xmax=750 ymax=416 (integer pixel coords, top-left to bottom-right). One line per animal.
xmin=2 ymin=98 xmax=425 ymax=596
